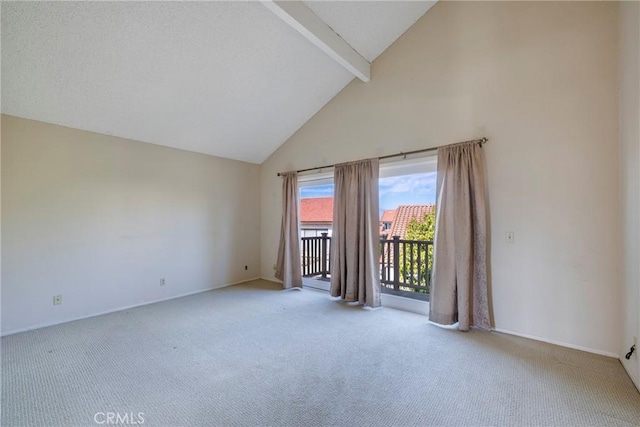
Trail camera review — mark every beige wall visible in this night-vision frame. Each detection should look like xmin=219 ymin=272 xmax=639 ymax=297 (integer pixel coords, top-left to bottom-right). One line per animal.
xmin=261 ymin=1 xmax=621 ymax=355
xmin=1 ymin=115 xmax=261 ymax=334
xmin=619 ymin=0 xmax=640 ymax=388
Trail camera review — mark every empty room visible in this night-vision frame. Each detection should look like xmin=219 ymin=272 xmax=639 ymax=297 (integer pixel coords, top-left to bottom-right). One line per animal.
xmin=2 ymin=1 xmax=639 ymax=426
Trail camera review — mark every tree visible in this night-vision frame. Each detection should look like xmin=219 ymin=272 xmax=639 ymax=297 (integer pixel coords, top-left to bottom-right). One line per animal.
xmin=399 ymin=209 xmax=436 ymax=292
xmin=405 ymin=210 xmax=436 ymax=242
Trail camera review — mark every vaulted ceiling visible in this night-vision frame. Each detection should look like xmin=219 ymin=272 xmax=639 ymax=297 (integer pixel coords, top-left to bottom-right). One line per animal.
xmin=1 ymin=1 xmax=436 ymax=164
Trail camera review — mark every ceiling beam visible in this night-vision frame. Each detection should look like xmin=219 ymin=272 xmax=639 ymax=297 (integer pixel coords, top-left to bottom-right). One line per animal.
xmin=261 ymin=0 xmax=371 ymax=82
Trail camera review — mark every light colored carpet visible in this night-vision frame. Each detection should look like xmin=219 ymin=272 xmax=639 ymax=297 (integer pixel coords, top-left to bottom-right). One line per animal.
xmin=2 ymin=279 xmax=639 ymax=427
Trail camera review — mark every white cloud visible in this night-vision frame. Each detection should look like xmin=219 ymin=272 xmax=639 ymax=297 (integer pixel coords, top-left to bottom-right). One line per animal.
xmin=300 ymin=184 xmax=334 ymax=198
xmin=379 ymin=173 xmax=436 ymax=197
xmin=300 ymin=173 xmax=437 ymax=202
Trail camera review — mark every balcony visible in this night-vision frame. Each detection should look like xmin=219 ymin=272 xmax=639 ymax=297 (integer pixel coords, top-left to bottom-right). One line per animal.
xmin=301 ymin=233 xmax=432 ymax=301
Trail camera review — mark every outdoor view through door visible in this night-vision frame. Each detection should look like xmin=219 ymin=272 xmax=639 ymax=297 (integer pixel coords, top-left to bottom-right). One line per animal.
xmin=299 ymin=160 xmax=437 ymax=300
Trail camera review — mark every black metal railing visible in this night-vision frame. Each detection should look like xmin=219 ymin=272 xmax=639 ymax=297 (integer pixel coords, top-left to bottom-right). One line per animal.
xmin=301 ymin=233 xmax=331 ymax=278
xmin=380 ymin=236 xmax=432 ymax=300
xmin=300 ymin=234 xmax=432 ymax=300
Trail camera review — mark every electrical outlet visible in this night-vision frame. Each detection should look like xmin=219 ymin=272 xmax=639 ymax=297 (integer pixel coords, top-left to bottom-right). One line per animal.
xmin=273 ymin=264 xmax=277 ymax=271
xmin=53 ymin=295 xmax=62 ymax=306
xmin=160 ymin=278 xmax=166 ymax=286
xmin=505 ymin=231 xmax=515 ymax=243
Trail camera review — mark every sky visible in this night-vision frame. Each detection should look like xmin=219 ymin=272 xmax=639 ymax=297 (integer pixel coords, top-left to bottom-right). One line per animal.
xmin=300 ymin=172 xmax=437 ymax=211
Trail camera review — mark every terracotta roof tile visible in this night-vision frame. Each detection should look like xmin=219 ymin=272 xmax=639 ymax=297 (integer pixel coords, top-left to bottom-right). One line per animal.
xmin=386 ymin=205 xmax=435 ymax=240
xmin=300 ymin=199 xmax=434 ymax=239
xmin=300 ymin=197 xmax=333 ymax=224
xmin=380 ymin=210 xmax=396 ymax=223
xmin=379 ymin=209 xmax=396 ymax=236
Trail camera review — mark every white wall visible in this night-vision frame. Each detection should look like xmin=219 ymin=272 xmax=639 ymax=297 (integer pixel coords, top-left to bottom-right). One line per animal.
xmin=1 ymin=115 xmax=261 ymax=334
xmin=619 ymin=0 xmax=640 ymax=388
xmin=261 ymin=1 xmax=621 ymax=356
xmin=1 ymin=116 xmax=3 ymax=331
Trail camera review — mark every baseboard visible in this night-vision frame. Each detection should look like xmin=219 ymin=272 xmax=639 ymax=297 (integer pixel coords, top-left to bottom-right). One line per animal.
xmin=619 ymin=358 xmax=640 ymax=393
xmin=492 ymin=327 xmax=618 ymax=358
xmin=302 ymin=277 xmax=330 ymax=292
xmin=381 ymin=293 xmax=429 ymax=316
xmin=298 ymin=277 xmax=428 ymax=316
xmin=1 ymin=277 xmax=260 ymax=337
xmin=223 ymin=277 xmax=262 ymax=289
xmin=260 ymin=277 xmax=282 ymax=285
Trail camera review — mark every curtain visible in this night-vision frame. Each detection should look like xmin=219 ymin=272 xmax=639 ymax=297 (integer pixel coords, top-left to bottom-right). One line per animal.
xmin=275 ymin=172 xmax=303 ymax=289
xmin=429 ymin=142 xmax=490 ymax=331
xmin=330 ymin=159 xmax=381 ymax=307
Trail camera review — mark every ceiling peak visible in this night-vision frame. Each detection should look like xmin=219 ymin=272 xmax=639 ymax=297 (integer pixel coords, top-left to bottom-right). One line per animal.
xmin=261 ymin=0 xmax=371 ymax=82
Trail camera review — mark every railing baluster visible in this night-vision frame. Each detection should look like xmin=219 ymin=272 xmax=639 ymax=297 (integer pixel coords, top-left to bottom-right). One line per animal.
xmin=427 ymin=241 xmax=432 ymax=291
xmin=420 ymin=243 xmax=429 ymax=286
xmin=317 ymin=237 xmax=321 ymax=274
xmin=302 ymin=238 xmax=306 ymax=276
xmin=393 ymin=236 xmax=400 ymax=290
xmin=379 ymin=240 xmax=385 ymax=283
xmin=309 ymin=238 xmax=312 ymax=276
xmin=304 ymin=240 xmax=310 ymax=274
xmin=318 ymin=237 xmax=321 ymax=274
xmin=421 ymin=241 xmax=425 ymax=289
xmin=321 ymin=233 xmax=328 ymax=278
xmin=308 ymin=238 xmax=312 ymax=275
xmin=386 ymin=240 xmax=389 ymax=285
xmin=402 ymin=240 xmax=407 ymax=286
xmin=417 ymin=242 xmax=422 ymax=285
xmin=410 ymin=242 xmax=414 ymax=286
xmin=327 ymin=237 xmax=331 ymax=275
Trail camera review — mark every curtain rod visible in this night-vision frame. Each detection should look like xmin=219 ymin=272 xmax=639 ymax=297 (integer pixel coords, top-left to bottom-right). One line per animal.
xmin=276 ymin=137 xmax=488 ymax=177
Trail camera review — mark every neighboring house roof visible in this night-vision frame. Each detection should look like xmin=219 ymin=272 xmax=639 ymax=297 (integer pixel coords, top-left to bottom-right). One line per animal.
xmin=380 ymin=210 xmax=396 ymax=223
xmin=381 ymin=204 xmax=435 ymax=267
xmin=386 ymin=205 xmax=435 ymax=240
xmin=379 ymin=209 xmax=396 ymax=236
xmin=300 ymin=197 xmax=333 ymax=224
xmin=300 ymin=200 xmax=435 ymax=240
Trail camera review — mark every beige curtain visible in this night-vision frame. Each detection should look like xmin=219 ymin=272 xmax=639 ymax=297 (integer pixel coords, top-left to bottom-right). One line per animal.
xmin=275 ymin=172 xmax=303 ymax=289
xmin=330 ymin=159 xmax=381 ymax=307
xmin=429 ymin=142 xmax=490 ymax=331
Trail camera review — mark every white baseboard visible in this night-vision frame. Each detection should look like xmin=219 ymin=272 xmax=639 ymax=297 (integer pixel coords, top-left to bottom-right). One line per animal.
xmin=260 ymin=276 xmax=329 ymax=291
xmin=260 ymin=276 xmax=283 ymax=285
xmin=302 ymin=277 xmax=330 ymax=291
xmin=222 ymin=277 xmax=261 ymax=287
xmin=1 ymin=277 xmax=260 ymax=337
xmin=300 ymin=277 xmax=429 ymax=316
xmin=619 ymin=358 xmax=640 ymax=392
xmin=381 ymin=293 xmax=429 ymax=316
xmin=492 ymin=327 xmax=619 ymax=358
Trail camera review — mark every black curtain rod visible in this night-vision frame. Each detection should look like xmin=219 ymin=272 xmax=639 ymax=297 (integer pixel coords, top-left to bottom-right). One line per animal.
xmin=277 ymin=137 xmax=488 ymax=177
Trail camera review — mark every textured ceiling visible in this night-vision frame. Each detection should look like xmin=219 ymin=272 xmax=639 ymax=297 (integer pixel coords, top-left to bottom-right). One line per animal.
xmin=304 ymin=1 xmax=437 ymax=62
xmin=1 ymin=1 xmax=435 ymax=164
